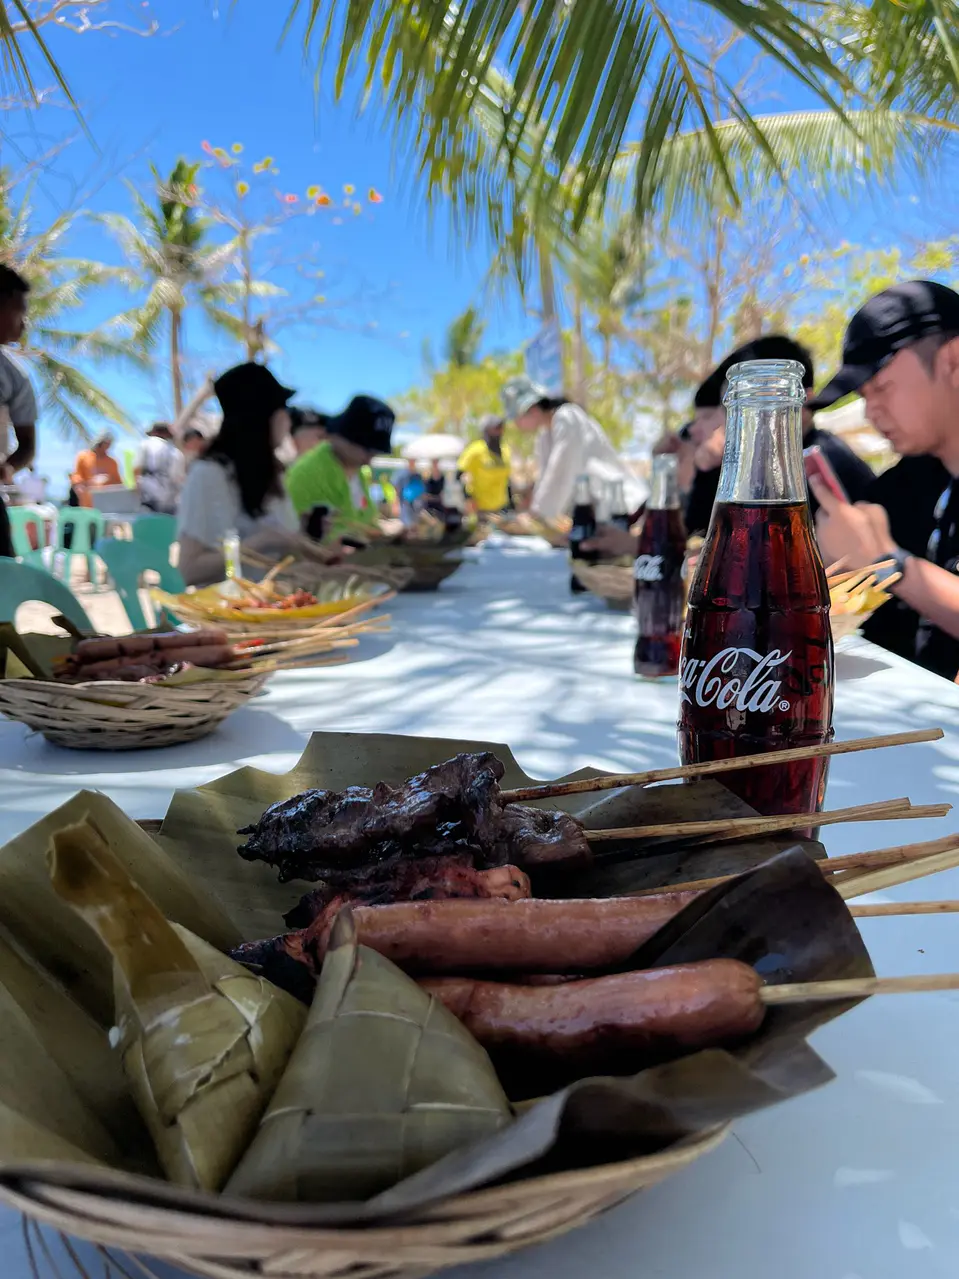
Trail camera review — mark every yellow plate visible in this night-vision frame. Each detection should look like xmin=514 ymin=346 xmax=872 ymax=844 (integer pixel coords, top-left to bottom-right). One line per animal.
xmin=152 ymin=587 xmax=369 ymax=623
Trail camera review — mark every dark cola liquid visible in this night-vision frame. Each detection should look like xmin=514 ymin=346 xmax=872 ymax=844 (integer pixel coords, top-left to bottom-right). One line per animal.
xmin=569 ymin=501 xmax=598 ymax=593
xmin=678 ymin=501 xmax=834 ymax=815
xmin=634 ymin=508 xmax=686 ymax=677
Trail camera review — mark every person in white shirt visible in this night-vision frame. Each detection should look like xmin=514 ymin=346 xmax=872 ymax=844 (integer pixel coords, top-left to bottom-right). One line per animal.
xmin=135 ymin=422 xmax=186 ymax=514
xmin=500 ymin=375 xmax=644 ymax=520
xmin=0 ymin=266 xmax=37 ymax=556
xmin=177 ymin=362 xmax=303 ymax=587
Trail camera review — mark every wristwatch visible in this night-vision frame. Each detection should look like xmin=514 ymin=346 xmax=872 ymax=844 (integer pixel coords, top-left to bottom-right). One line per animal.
xmin=875 ymin=547 xmax=912 ymax=588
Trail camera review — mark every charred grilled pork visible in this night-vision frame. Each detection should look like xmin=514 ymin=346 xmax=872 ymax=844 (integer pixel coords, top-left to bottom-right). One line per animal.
xmin=283 ymin=855 xmax=530 ymax=929
xmin=235 ymin=857 xmax=531 ymax=1002
xmin=237 ymin=752 xmax=505 ymax=883
xmin=237 ymin=751 xmax=593 ymax=885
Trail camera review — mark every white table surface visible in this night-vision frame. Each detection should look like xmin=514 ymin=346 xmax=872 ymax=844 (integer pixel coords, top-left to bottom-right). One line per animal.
xmin=5 ymin=534 xmax=959 ymax=1279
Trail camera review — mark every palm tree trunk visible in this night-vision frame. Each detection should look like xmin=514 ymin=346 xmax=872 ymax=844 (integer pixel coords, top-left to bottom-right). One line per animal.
xmin=170 ymin=307 xmax=183 ymax=417
xmin=537 ymin=241 xmax=557 ymax=322
xmin=573 ymin=290 xmax=587 ymax=407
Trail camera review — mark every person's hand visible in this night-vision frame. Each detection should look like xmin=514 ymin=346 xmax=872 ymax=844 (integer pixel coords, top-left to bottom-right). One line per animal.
xmin=580 ymin=523 xmax=636 ymax=560
xmin=811 ymin=476 xmax=897 ymax=570
xmin=92 ymin=473 xmax=110 ymax=486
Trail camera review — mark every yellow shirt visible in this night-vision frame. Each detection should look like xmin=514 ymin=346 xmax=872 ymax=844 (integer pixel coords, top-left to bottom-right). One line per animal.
xmin=457 ymin=438 xmax=512 ymax=512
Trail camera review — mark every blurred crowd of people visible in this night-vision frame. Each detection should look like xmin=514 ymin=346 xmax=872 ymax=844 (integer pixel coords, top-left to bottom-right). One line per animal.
xmin=2 ymin=253 xmax=959 ymax=683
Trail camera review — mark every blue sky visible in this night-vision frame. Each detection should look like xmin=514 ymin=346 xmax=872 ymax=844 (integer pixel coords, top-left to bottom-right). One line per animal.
xmin=19 ymin=1 xmax=531 ymax=487
xmin=10 ymin=1 xmax=957 ymax=491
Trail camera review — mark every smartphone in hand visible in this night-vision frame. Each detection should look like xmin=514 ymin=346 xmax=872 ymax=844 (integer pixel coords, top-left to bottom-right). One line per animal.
xmin=804 ymin=445 xmax=849 ymax=504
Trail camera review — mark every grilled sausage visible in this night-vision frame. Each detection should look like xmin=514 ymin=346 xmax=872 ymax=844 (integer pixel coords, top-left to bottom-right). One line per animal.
xmin=420 ymin=959 xmax=764 ymax=1092
xmin=341 ymin=893 xmax=701 ymax=975
xmin=156 ymin=643 xmax=233 ymax=669
xmin=155 ymin=628 xmax=229 ymax=650
xmin=72 ymin=638 xmax=121 ymax=662
xmin=116 ymin=635 xmax=158 ymax=658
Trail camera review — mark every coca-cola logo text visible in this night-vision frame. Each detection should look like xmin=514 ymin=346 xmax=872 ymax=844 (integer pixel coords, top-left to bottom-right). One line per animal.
xmin=634 ymin=554 xmax=663 ymax=583
xmin=680 ymin=647 xmax=792 ymax=713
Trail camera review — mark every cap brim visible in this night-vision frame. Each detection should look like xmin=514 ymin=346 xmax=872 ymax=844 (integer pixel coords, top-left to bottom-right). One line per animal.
xmin=810 ymin=364 xmax=876 ymax=410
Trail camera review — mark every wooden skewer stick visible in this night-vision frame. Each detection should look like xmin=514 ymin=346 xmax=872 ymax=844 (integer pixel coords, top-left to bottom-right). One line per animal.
xmin=629 ymin=834 xmax=959 ymax=898
xmin=851 ymin=901 xmax=959 ymax=917
xmin=262 ymin=555 xmax=296 ymax=588
xmin=762 ymin=973 xmax=959 ymax=1004
xmin=500 ymin=728 xmax=944 ymax=803
xmin=585 ymin=798 xmax=949 ymax=844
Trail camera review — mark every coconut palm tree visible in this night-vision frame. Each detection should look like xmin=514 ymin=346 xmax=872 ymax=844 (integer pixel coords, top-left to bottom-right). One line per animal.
xmin=100 ymin=160 xmax=238 ymax=415
xmin=0 ymin=174 xmax=144 ymax=442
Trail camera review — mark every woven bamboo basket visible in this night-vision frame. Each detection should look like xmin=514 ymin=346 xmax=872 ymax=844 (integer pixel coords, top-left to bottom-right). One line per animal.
xmin=573 ymin=562 xmax=634 ymax=608
xmin=0 ymin=671 xmax=269 ymax=750
xmin=0 ymin=1125 xmax=728 ymax=1279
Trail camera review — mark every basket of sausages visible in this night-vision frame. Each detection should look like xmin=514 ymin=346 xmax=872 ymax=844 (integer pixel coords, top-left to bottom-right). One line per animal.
xmin=1 ymin=731 xmax=937 ymax=1279
xmin=0 ymin=627 xmax=270 ymax=750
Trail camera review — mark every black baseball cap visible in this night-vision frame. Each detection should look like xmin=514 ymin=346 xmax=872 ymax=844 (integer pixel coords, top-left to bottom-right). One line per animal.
xmin=328 ymin=395 xmax=395 ymax=455
xmin=816 ymin=280 xmax=959 ymax=408
xmin=694 ymin=334 xmax=814 ymax=409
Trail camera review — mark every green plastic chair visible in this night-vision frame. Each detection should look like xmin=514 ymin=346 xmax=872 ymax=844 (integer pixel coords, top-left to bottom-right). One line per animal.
xmin=7 ymin=506 xmax=50 ymax=569
xmin=95 ymin=537 xmax=184 ymax=632
xmin=0 ymin=559 xmax=93 ymax=632
xmin=131 ymin=513 xmax=177 ymax=562
xmin=55 ymin=507 xmax=105 ymax=584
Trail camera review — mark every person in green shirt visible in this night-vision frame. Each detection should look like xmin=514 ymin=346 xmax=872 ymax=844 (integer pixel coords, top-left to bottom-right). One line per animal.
xmin=286 ymin=395 xmax=395 ymax=535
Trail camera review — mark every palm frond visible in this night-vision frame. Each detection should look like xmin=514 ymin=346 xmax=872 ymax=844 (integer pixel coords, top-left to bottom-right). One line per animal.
xmin=29 ymin=352 xmax=134 ymax=444
xmin=289 ymin=0 xmax=855 ymax=225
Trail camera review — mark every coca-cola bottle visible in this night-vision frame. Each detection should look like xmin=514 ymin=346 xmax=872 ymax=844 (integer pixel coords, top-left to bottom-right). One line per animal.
xmin=609 ymin=479 xmax=632 ymax=532
xmin=568 ymin=474 xmax=597 ymax=594
xmin=634 ymin=455 xmax=687 ymax=677
xmin=677 ymin=359 xmax=834 ymax=815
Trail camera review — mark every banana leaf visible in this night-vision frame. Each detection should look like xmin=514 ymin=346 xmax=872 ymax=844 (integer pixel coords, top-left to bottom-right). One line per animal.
xmin=0 ymin=983 xmax=121 ymax=1166
xmin=227 ymin=911 xmax=512 ymax=1202
xmin=0 ymin=925 xmax=148 ymax=1159
xmin=0 ymin=1103 xmax=106 ymax=1168
xmin=49 ymin=820 xmax=307 ymax=1191
xmin=0 ymin=791 xmax=241 ymax=1025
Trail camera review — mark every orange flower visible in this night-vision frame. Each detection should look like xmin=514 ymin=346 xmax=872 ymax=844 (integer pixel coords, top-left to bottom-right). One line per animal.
xmin=187 ymin=184 xmax=198 ymax=198
xmin=315 ymin=193 xmax=333 ymax=207
xmin=283 ymin=193 xmax=298 ymax=204
xmin=201 ymin=140 xmax=214 ymax=154
xmin=368 ymin=188 xmax=383 ymax=203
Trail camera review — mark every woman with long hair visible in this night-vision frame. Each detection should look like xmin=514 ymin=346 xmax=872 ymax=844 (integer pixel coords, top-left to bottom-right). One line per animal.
xmin=176 ymin=362 xmax=302 ymax=586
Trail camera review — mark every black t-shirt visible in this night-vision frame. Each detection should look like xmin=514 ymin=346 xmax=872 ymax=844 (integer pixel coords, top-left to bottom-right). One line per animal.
xmin=860 ymin=455 xmax=949 ymax=667
xmin=913 ymin=476 xmax=959 ymax=679
xmin=683 ymin=426 xmax=875 ymax=537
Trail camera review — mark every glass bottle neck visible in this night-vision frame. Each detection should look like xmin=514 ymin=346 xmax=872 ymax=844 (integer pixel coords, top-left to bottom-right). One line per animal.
xmin=648 ymin=460 xmax=679 ymax=509
xmin=717 ymin=400 xmax=805 ymax=504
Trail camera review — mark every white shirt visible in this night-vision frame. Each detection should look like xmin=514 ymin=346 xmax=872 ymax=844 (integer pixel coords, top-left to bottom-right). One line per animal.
xmin=136 ymin=436 xmax=185 ymax=514
xmin=177 ymin=458 xmax=297 ymax=549
xmin=0 ymin=350 xmax=36 ymax=425
xmin=531 ymin=403 xmax=646 ymax=520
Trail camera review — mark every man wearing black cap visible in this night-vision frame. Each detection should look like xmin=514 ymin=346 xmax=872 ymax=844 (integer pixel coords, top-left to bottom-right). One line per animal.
xmin=286 ymin=394 xmax=395 ymax=535
xmin=812 ymin=279 xmax=959 ymax=680
xmin=684 ymin=333 xmax=875 ymax=536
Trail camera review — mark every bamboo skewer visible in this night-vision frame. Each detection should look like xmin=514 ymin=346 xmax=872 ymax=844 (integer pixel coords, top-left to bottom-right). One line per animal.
xmin=850 ymin=901 xmax=959 ymax=917
xmin=585 ymin=798 xmax=949 ymax=845
xmin=630 ymin=834 xmax=959 ymax=897
xmin=501 ymin=728 xmax=943 ymax=803
xmin=762 ymin=973 xmax=959 ymax=1004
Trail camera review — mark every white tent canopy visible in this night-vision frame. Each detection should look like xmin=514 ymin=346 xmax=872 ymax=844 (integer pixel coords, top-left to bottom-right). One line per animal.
xmin=401 ymin=434 xmax=466 ymax=461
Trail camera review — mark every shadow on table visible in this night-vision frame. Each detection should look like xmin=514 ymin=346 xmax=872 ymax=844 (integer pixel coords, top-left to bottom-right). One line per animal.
xmin=0 ymin=705 xmax=308 ymax=777
xmin=835 ymin=650 xmax=893 ymax=681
